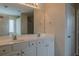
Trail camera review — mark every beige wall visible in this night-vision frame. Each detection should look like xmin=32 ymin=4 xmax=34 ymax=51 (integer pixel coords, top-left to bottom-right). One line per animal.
xmin=34 ymin=4 xmax=45 ymax=33
xmin=34 ymin=3 xmax=66 ymax=56
xmin=45 ymin=3 xmax=66 ymax=56
xmin=34 ymin=3 xmax=75 ymax=56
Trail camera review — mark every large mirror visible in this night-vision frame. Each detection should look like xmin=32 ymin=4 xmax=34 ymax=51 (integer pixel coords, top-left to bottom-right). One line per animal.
xmin=0 ymin=3 xmax=34 ymax=36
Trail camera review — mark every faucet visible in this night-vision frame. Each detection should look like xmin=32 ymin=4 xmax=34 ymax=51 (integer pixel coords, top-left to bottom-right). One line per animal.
xmin=10 ymin=32 xmax=17 ymax=40
xmin=37 ymin=33 xmax=40 ymax=37
xmin=13 ymin=35 xmax=17 ymax=40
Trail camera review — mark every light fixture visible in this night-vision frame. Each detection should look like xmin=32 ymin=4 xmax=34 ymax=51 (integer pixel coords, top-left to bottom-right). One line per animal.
xmin=19 ymin=3 xmax=40 ymax=9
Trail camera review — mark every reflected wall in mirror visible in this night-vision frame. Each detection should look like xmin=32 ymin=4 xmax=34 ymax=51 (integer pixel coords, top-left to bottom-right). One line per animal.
xmin=0 ymin=3 xmax=34 ymax=36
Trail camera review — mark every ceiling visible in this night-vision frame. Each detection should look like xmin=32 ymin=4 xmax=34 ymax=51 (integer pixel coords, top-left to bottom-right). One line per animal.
xmin=0 ymin=3 xmax=34 ymax=16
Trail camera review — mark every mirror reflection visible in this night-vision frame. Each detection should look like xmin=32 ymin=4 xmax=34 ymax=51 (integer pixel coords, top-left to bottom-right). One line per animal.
xmin=0 ymin=3 xmax=34 ymax=36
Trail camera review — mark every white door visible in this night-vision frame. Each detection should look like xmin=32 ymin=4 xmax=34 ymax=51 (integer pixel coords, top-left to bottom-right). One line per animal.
xmin=65 ymin=4 xmax=75 ymax=56
xmin=36 ymin=39 xmax=46 ymax=56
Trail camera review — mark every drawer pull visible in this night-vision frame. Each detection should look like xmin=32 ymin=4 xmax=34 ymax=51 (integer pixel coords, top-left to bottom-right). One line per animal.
xmin=17 ymin=53 xmax=20 ymax=55
xmin=32 ymin=43 xmax=34 ymax=45
xmin=68 ymin=36 xmax=71 ymax=38
xmin=2 ymin=50 xmax=6 ymax=52
xmin=22 ymin=51 xmax=24 ymax=54
xmin=39 ymin=42 xmax=40 ymax=44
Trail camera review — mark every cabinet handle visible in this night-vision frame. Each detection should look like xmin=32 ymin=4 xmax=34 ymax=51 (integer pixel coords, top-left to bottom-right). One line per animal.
xmin=39 ymin=42 xmax=40 ymax=44
xmin=17 ymin=53 xmax=20 ymax=55
xmin=22 ymin=51 xmax=24 ymax=54
xmin=32 ymin=43 xmax=34 ymax=45
xmin=2 ymin=50 xmax=6 ymax=52
xmin=68 ymin=36 xmax=71 ymax=38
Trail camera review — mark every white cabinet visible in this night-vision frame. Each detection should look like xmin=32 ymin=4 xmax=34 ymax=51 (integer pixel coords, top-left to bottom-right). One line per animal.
xmin=36 ymin=38 xmax=54 ymax=56
xmin=21 ymin=40 xmax=36 ymax=56
xmin=14 ymin=38 xmax=54 ymax=56
xmin=0 ymin=37 xmax=54 ymax=56
xmin=21 ymin=47 xmax=36 ymax=56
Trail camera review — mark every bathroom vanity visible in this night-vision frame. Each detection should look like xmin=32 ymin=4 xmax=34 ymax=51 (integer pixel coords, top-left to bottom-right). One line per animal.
xmin=0 ymin=34 xmax=55 ymax=56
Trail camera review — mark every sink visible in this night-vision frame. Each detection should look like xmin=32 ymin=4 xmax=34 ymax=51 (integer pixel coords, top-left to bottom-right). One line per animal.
xmin=0 ymin=35 xmax=25 ymax=46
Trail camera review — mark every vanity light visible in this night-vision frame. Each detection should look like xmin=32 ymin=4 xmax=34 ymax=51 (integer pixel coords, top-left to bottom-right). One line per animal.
xmin=19 ymin=3 xmax=40 ymax=9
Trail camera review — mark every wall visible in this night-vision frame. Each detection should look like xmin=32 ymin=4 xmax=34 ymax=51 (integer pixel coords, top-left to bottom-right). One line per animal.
xmin=27 ymin=15 xmax=34 ymax=34
xmin=34 ymin=3 xmax=66 ymax=56
xmin=34 ymin=3 xmax=75 ymax=56
xmin=34 ymin=4 xmax=45 ymax=33
xmin=45 ymin=3 xmax=66 ymax=56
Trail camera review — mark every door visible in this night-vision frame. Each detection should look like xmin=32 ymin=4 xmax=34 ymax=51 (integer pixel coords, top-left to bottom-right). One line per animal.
xmin=27 ymin=16 xmax=34 ymax=34
xmin=65 ymin=4 xmax=75 ymax=56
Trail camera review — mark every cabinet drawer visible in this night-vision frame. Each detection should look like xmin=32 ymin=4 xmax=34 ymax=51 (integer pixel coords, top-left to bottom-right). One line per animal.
xmin=0 ymin=45 xmax=12 ymax=55
xmin=37 ymin=39 xmax=53 ymax=47
xmin=12 ymin=42 xmax=28 ymax=51
xmin=5 ymin=51 xmax=21 ymax=56
xmin=43 ymin=39 xmax=53 ymax=47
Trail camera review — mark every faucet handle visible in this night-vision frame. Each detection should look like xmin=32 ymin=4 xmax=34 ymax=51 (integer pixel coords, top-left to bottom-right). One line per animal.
xmin=13 ymin=35 xmax=17 ymax=40
xmin=37 ymin=33 xmax=40 ymax=37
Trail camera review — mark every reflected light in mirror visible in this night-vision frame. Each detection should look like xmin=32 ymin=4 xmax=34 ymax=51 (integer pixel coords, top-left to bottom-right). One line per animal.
xmin=19 ymin=3 xmax=40 ymax=9
xmin=9 ymin=20 xmax=15 ymax=33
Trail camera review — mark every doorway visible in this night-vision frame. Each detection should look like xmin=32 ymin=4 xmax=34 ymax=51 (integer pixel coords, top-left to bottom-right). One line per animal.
xmin=27 ymin=15 xmax=34 ymax=34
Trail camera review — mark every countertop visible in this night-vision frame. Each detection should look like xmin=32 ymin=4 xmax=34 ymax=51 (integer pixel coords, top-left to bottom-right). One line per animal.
xmin=0 ymin=34 xmax=54 ymax=46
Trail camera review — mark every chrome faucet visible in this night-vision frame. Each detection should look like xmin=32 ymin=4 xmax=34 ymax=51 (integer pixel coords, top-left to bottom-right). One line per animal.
xmin=37 ymin=33 xmax=40 ymax=37
xmin=13 ymin=35 xmax=17 ymax=40
xmin=9 ymin=32 xmax=17 ymax=40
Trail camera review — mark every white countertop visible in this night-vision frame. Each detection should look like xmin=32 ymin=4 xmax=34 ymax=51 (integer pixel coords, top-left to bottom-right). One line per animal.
xmin=0 ymin=35 xmax=38 ymax=46
xmin=0 ymin=34 xmax=55 ymax=46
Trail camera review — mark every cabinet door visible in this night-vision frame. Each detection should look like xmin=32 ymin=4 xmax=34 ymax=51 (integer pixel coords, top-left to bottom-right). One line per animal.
xmin=21 ymin=40 xmax=36 ymax=56
xmin=21 ymin=47 xmax=36 ymax=56
xmin=37 ymin=39 xmax=54 ymax=56
xmin=0 ymin=45 xmax=12 ymax=56
xmin=36 ymin=39 xmax=46 ymax=56
xmin=43 ymin=39 xmax=54 ymax=56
